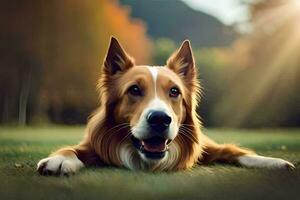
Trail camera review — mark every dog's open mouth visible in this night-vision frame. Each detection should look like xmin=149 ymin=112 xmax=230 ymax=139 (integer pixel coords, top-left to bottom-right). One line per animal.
xmin=131 ymin=136 xmax=171 ymax=159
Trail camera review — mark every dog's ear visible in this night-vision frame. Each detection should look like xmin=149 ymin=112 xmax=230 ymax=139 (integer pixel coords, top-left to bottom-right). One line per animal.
xmin=166 ymin=40 xmax=196 ymax=82
xmin=103 ymin=37 xmax=134 ymax=75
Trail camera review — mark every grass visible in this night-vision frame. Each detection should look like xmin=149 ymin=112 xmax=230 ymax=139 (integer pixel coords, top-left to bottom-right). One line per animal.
xmin=0 ymin=126 xmax=300 ymax=200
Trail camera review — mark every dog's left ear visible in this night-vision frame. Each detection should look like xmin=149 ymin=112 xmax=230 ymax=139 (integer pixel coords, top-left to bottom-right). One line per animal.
xmin=166 ymin=40 xmax=196 ymax=82
xmin=103 ymin=37 xmax=135 ymax=75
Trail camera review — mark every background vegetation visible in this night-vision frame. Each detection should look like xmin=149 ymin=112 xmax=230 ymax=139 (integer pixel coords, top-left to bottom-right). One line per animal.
xmin=1 ymin=0 xmax=299 ymax=128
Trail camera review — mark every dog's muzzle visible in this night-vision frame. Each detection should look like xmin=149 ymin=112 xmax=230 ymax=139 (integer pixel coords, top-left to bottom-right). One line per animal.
xmin=131 ymin=135 xmax=172 ymax=159
xmin=131 ymin=111 xmax=172 ymax=159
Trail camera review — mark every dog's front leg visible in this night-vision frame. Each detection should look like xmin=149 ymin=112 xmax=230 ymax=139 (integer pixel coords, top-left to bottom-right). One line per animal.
xmin=201 ymin=136 xmax=295 ymax=170
xmin=237 ymin=154 xmax=295 ymax=170
xmin=37 ymin=142 xmax=96 ymax=176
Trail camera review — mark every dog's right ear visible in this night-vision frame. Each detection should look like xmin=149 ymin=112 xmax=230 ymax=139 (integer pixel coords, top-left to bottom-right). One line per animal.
xmin=103 ymin=37 xmax=134 ymax=75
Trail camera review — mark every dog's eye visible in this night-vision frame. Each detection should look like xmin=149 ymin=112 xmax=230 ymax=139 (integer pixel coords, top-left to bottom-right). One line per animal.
xmin=128 ymin=85 xmax=142 ymax=96
xmin=169 ymin=87 xmax=180 ymax=98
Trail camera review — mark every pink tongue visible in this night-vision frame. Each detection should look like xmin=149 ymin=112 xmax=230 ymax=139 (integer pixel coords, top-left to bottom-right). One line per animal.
xmin=143 ymin=141 xmax=166 ymax=152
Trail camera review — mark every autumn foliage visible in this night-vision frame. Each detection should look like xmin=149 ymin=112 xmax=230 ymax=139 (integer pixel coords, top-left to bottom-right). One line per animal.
xmin=0 ymin=0 xmax=151 ymax=124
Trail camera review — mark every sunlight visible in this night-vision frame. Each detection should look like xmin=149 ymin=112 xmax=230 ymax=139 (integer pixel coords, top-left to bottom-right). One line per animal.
xmin=294 ymin=0 xmax=300 ymax=6
xmin=221 ymin=0 xmax=300 ymax=127
xmin=181 ymin=0 xmax=250 ymax=25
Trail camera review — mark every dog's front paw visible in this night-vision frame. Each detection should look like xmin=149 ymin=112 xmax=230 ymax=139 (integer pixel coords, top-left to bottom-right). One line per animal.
xmin=238 ymin=155 xmax=295 ymax=170
xmin=267 ymin=158 xmax=296 ymax=170
xmin=280 ymin=160 xmax=296 ymax=170
xmin=37 ymin=155 xmax=84 ymax=176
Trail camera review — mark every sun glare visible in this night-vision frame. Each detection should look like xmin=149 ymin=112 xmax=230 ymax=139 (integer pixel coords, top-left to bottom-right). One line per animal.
xmin=295 ymin=0 xmax=300 ymax=6
xmin=223 ymin=0 xmax=300 ymax=127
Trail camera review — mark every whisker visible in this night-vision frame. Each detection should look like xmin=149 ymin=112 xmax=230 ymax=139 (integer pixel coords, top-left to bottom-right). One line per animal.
xmin=180 ymin=126 xmax=196 ymax=135
xmin=106 ymin=123 xmax=130 ymax=133
xmin=120 ymin=130 xmax=132 ymax=143
xmin=179 ymin=126 xmax=193 ymax=133
xmin=180 ymin=124 xmax=196 ymax=128
xmin=178 ymin=130 xmax=194 ymax=142
xmin=102 ymin=123 xmax=130 ymax=137
xmin=178 ymin=128 xmax=198 ymax=143
xmin=180 ymin=125 xmax=194 ymax=131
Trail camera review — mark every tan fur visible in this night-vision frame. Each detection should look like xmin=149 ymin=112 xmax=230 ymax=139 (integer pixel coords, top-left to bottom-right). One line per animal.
xmin=200 ymin=135 xmax=254 ymax=164
xmin=37 ymin=37 xmax=293 ymax=176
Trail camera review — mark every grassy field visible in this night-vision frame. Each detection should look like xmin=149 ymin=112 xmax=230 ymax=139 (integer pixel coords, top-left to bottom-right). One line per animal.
xmin=0 ymin=126 xmax=300 ymax=200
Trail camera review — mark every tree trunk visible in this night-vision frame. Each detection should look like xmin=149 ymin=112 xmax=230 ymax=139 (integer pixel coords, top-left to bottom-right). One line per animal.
xmin=18 ymin=68 xmax=31 ymax=126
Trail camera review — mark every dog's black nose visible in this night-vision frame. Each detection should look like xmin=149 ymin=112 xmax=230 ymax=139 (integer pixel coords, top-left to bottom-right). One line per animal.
xmin=147 ymin=111 xmax=172 ymax=133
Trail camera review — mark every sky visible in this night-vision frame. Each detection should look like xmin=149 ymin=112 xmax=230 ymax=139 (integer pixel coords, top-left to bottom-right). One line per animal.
xmin=181 ymin=0 xmax=250 ymax=25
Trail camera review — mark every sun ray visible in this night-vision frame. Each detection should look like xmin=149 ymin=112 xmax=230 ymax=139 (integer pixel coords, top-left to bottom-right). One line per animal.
xmin=219 ymin=0 xmax=300 ymax=127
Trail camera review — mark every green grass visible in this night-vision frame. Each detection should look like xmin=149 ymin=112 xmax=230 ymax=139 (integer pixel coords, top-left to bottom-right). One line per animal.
xmin=0 ymin=126 xmax=300 ymax=200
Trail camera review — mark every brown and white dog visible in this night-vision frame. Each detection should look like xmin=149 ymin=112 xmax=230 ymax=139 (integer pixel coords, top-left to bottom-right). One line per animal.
xmin=37 ymin=37 xmax=295 ymax=176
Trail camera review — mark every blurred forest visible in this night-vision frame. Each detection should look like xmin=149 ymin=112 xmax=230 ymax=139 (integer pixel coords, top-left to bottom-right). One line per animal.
xmin=0 ymin=0 xmax=299 ymax=127
xmin=0 ymin=0 xmax=151 ymax=125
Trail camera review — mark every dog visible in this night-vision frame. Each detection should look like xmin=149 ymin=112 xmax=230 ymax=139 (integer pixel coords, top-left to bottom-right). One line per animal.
xmin=37 ymin=37 xmax=295 ymax=176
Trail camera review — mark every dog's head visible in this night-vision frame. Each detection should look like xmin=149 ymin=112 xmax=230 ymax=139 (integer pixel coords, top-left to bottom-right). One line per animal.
xmin=94 ymin=37 xmax=201 ymax=170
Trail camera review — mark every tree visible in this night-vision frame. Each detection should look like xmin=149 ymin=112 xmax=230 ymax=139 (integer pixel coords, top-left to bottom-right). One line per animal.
xmin=0 ymin=0 xmax=151 ymax=125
